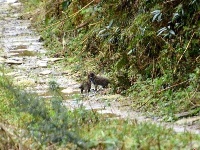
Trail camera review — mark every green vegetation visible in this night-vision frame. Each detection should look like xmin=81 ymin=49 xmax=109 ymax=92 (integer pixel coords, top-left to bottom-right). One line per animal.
xmin=0 ymin=0 xmax=200 ymax=149
xmin=1 ymin=75 xmax=200 ymax=149
xmin=20 ymin=0 xmax=200 ymax=118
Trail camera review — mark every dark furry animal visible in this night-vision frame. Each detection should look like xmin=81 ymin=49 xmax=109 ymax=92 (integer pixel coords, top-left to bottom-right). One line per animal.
xmin=79 ymin=80 xmax=91 ymax=93
xmin=88 ymin=72 xmax=110 ymax=91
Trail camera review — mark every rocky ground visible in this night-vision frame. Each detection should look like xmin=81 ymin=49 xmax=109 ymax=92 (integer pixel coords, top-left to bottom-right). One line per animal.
xmin=0 ymin=0 xmax=199 ymax=135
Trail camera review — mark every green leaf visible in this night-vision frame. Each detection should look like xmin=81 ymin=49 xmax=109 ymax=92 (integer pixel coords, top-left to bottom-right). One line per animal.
xmin=172 ymin=13 xmax=179 ymax=22
xmin=169 ymin=30 xmax=175 ymax=35
xmin=157 ymin=27 xmax=167 ymax=36
xmin=62 ymin=1 xmax=71 ymax=10
xmin=127 ymin=48 xmax=136 ymax=55
xmin=151 ymin=10 xmax=162 ymax=22
xmin=107 ymin=19 xmax=113 ymax=29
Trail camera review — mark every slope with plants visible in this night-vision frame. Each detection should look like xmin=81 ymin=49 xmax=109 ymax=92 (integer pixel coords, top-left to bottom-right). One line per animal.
xmin=21 ymin=0 xmax=200 ymax=120
xmin=0 ymin=0 xmax=200 ymax=149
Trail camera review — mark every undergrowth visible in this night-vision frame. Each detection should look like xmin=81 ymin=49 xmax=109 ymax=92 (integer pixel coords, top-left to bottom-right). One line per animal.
xmin=0 ymin=0 xmax=200 ymax=149
xmin=19 ymin=0 xmax=200 ymax=120
xmin=1 ymin=74 xmax=200 ymax=149
xmin=0 ymin=73 xmax=89 ymax=149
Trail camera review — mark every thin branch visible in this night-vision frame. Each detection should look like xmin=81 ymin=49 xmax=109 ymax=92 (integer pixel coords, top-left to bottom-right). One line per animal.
xmin=164 ymin=0 xmax=177 ymax=4
xmin=42 ymin=0 xmax=95 ymax=31
xmin=195 ymin=55 xmax=200 ymax=62
xmin=156 ymin=80 xmax=189 ymax=94
xmin=173 ymin=32 xmax=195 ymax=74
xmin=69 ymin=0 xmax=95 ymax=18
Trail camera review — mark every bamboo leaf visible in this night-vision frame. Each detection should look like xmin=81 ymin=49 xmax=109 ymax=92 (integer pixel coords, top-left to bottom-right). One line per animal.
xmin=62 ymin=1 xmax=71 ymax=10
xmin=157 ymin=27 xmax=167 ymax=36
xmin=169 ymin=30 xmax=175 ymax=35
xmin=151 ymin=10 xmax=162 ymax=22
xmin=107 ymin=19 xmax=114 ymax=29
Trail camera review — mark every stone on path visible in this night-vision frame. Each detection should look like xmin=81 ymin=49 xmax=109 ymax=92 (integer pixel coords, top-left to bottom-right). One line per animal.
xmin=5 ymin=59 xmax=23 ymax=64
xmin=5 ymin=71 xmax=20 ymax=76
xmin=15 ymin=78 xmax=35 ymax=86
xmin=39 ymin=70 xmax=51 ymax=75
xmin=176 ymin=116 xmax=200 ymax=125
xmin=43 ymin=58 xmax=63 ymax=62
xmin=36 ymin=60 xmax=47 ymax=67
xmin=6 ymin=0 xmax=18 ymax=3
xmin=61 ymin=87 xmax=79 ymax=94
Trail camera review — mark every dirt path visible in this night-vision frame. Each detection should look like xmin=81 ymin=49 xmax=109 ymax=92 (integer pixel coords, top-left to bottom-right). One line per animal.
xmin=0 ymin=0 xmax=199 ymax=135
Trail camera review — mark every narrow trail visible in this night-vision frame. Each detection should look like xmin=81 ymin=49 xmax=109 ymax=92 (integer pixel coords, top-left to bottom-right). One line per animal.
xmin=0 ymin=0 xmax=199 ymax=135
